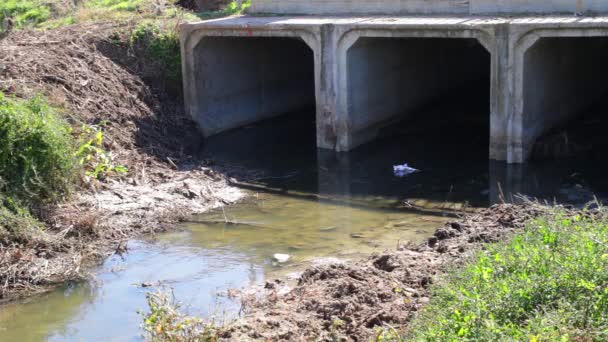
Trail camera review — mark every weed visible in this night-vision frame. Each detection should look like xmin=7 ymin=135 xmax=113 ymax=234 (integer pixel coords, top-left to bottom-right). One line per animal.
xmin=74 ymin=123 xmax=127 ymax=181
xmin=407 ymin=209 xmax=608 ymax=341
xmin=141 ymin=289 xmax=223 ymax=341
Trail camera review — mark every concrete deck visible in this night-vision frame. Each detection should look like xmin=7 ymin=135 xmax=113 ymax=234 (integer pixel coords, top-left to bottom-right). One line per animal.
xmin=181 ymin=16 xmax=608 ymax=163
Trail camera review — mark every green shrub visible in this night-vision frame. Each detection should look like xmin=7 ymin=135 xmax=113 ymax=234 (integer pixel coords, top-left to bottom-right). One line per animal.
xmin=408 ymin=209 xmax=608 ymax=341
xmin=0 ymin=93 xmax=77 ymax=204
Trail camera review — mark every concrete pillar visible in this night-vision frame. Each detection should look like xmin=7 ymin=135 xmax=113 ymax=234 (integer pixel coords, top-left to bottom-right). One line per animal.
xmin=315 ymin=24 xmax=340 ymax=150
xmin=489 ymin=23 xmax=520 ymax=163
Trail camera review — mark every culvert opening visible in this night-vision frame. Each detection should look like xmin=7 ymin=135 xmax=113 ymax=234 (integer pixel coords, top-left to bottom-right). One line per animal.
xmin=193 ymin=36 xmax=316 ymax=138
xmin=346 ymin=37 xmax=491 ymax=157
xmin=524 ymin=37 xmax=608 ymax=161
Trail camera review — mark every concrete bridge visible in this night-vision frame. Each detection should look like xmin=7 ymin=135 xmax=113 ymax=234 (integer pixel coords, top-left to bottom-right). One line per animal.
xmin=180 ymin=1 xmax=608 ymax=164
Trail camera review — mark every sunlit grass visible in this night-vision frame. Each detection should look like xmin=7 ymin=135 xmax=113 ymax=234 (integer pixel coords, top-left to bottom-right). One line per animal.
xmin=406 ymin=208 xmax=608 ymax=341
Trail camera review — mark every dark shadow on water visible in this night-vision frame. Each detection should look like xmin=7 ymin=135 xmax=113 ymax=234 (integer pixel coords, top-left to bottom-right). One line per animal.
xmin=202 ymin=97 xmax=608 ymax=209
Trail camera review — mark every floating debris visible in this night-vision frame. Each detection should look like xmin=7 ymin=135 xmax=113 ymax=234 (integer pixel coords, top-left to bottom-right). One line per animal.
xmin=273 ymin=253 xmax=291 ymax=263
xmin=393 ymin=163 xmax=419 ymax=177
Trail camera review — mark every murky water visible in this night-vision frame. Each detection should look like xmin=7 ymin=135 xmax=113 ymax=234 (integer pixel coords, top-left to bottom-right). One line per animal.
xmin=2 ymin=104 xmax=608 ymax=341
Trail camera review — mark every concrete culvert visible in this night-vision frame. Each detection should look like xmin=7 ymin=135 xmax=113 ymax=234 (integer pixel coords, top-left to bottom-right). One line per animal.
xmin=345 ymin=37 xmax=491 ymax=153
xmin=524 ymin=37 xmax=608 ymax=160
xmin=192 ymin=36 xmax=315 ymax=137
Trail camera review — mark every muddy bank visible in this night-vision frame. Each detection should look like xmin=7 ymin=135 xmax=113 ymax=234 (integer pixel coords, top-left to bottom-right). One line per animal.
xmin=222 ymin=204 xmax=544 ymax=341
xmin=0 ymin=24 xmax=245 ymax=302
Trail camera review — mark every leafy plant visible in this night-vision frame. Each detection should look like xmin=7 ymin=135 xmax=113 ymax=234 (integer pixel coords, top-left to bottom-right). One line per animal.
xmin=74 ymin=123 xmax=127 ymax=180
xmin=142 ymin=289 xmax=222 ymax=341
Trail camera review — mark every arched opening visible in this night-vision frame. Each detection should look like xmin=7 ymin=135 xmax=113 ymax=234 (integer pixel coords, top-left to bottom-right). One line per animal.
xmin=523 ymin=36 xmax=608 ymax=161
xmin=192 ymin=36 xmax=316 ymax=137
xmin=345 ymin=37 xmax=491 ymax=157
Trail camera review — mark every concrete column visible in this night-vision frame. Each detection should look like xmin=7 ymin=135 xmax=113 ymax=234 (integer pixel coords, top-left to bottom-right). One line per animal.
xmin=315 ymin=24 xmax=340 ymax=150
xmin=489 ymin=23 xmax=521 ymax=163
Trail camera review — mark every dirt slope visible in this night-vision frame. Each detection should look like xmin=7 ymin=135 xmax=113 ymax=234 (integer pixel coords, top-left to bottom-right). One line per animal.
xmin=0 ymin=24 xmax=243 ymax=301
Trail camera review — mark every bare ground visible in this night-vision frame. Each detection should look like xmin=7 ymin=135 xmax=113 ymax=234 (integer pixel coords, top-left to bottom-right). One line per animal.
xmin=0 ymin=24 xmax=244 ymax=301
xmin=222 ymin=204 xmax=545 ymax=341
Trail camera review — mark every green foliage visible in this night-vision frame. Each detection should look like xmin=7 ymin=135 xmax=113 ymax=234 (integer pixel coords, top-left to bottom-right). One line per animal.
xmin=129 ymin=23 xmax=181 ymax=82
xmin=142 ymin=290 xmax=221 ymax=341
xmin=408 ymin=210 xmax=608 ymax=341
xmin=74 ymin=123 xmax=127 ymax=180
xmin=195 ymin=0 xmax=250 ymax=19
xmin=0 ymin=0 xmax=52 ymax=30
xmin=0 ymin=93 xmax=77 ymax=204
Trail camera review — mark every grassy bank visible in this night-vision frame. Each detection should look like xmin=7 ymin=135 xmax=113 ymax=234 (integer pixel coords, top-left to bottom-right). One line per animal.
xmin=0 ymin=0 xmax=250 ymax=32
xmin=406 ymin=208 xmax=608 ymax=341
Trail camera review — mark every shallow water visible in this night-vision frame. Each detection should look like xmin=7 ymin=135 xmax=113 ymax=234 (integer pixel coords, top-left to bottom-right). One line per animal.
xmin=2 ymin=105 xmax=608 ymax=341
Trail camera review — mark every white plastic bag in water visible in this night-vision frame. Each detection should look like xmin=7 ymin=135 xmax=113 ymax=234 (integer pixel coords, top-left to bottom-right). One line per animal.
xmin=393 ymin=163 xmax=418 ymax=177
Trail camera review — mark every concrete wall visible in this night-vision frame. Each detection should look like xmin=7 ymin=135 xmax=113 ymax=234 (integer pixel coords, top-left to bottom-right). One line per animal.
xmin=191 ymin=36 xmax=315 ymax=136
xmin=522 ymin=37 xmax=608 ymax=158
xmin=250 ymin=0 xmax=608 ymax=15
xmin=346 ymin=38 xmax=489 ymax=148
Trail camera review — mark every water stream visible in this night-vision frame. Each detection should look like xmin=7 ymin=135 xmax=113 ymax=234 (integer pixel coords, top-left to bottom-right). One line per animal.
xmin=2 ymin=106 xmax=608 ymax=341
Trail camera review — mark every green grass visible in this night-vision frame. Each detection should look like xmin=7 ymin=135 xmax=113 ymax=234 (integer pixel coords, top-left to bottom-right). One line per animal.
xmin=0 ymin=0 xmax=52 ymax=30
xmin=86 ymin=0 xmax=147 ymax=12
xmin=407 ymin=209 xmax=608 ymax=341
xmin=129 ymin=23 xmax=181 ymax=82
xmin=0 ymin=0 xmax=250 ymax=32
xmin=193 ymin=0 xmax=250 ymax=19
xmin=0 ymin=93 xmax=77 ymax=205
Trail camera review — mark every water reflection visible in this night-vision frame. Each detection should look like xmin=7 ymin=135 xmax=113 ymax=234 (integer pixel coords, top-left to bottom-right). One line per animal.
xmin=0 ymin=241 xmax=264 ymax=341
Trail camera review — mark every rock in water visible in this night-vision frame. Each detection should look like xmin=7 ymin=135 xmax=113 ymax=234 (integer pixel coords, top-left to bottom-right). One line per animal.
xmin=273 ymin=253 xmax=290 ymax=263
